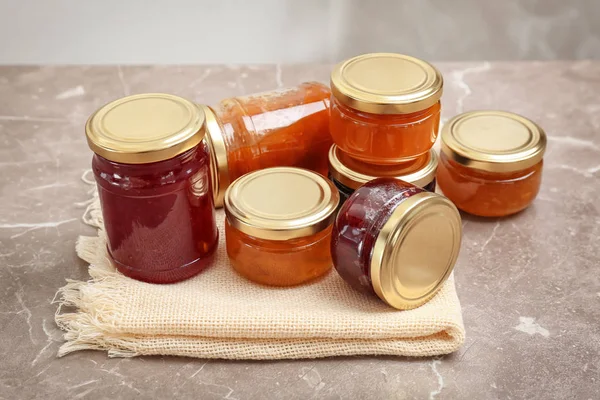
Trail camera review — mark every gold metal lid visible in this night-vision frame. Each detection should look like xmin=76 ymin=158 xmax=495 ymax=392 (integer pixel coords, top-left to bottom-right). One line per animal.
xmin=85 ymin=93 xmax=206 ymax=164
xmin=224 ymin=167 xmax=340 ymax=241
xmin=370 ymin=192 xmax=462 ymax=310
xmin=330 ymin=53 xmax=443 ymax=114
xmin=329 ymin=145 xmax=437 ymax=189
xmin=441 ymin=110 xmax=547 ymax=173
xmin=201 ymin=105 xmax=230 ymax=208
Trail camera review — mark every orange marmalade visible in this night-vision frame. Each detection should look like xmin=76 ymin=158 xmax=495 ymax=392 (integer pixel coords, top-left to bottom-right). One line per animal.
xmin=438 ymin=111 xmax=547 ymax=217
xmin=202 ymin=82 xmax=332 ymax=206
xmin=329 ymin=53 xmax=442 ymax=164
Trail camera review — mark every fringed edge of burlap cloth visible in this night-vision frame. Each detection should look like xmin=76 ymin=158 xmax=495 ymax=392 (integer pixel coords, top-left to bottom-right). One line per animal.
xmin=54 ymin=173 xmax=465 ymax=360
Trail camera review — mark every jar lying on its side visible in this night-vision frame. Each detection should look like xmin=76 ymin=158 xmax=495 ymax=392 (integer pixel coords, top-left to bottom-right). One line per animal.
xmin=202 ymin=82 xmax=333 ymax=207
xmin=224 ymin=167 xmax=339 ymax=287
xmin=328 ymin=145 xmax=438 ymax=204
xmin=437 ymin=110 xmax=547 ymax=217
xmin=331 ymin=178 xmax=462 ymax=310
xmin=329 ymin=53 xmax=442 ymax=164
xmin=87 ymin=94 xmax=219 ymax=284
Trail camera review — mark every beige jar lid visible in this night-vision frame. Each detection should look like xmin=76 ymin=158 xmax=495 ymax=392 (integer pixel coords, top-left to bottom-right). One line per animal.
xmin=329 ymin=145 xmax=438 ymax=189
xmin=224 ymin=167 xmax=339 ymax=241
xmin=441 ymin=110 xmax=547 ymax=173
xmin=330 ymin=53 xmax=443 ymax=114
xmin=201 ymin=105 xmax=230 ymax=208
xmin=370 ymin=191 xmax=462 ymax=310
xmin=86 ymin=93 xmax=206 ymax=164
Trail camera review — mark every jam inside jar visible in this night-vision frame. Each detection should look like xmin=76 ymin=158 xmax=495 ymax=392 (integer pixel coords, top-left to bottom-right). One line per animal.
xmin=202 ymin=82 xmax=333 ymax=206
xmin=86 ymin=93 xmax=219 ymax=284
xmin=328 ymin=145 xmax=438 ymax=204
xmin=329 ymin=53 xmax=443 ymax=164
xmin=331 ymin=178 xmax=462 ymax=310
xmin=438 ymin=110 xmax=547 ymax=217
xmin=224 ymin=167 xmax=339 ymax=287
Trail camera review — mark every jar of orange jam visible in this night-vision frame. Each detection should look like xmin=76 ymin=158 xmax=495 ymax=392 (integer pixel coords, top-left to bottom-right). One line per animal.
xmin=201 ymin=82 xmax=332 ymax=207
xmin=331 ymin=178 xmax=462 ymax=309
xmin=328 ymin=145 xmax=438 ymax=204
xmin=86 ymin=93 xmax=219 ymax=284
xmin=329 ymin=53 xmax=443 ymax=164
xmin=437 ymin=111 xmax=547 ymax=217
xmin=224 ymin=167 xmax=339 ymax=286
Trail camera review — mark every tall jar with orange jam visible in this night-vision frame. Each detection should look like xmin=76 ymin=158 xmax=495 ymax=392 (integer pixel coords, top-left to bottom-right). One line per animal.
xmin=329 ymin=53 xmax=443 ymax=164
xmin=201 ymin=82 xmax=332 ymax=206
xmin=437 ymin=111 xmax=547 ymax=217
xmin=224 ymin=167 xmax=339 ymax=287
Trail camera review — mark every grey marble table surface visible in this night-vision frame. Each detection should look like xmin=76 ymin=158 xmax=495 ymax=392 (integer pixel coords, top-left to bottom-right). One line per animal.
xmin=1 ymin=63 xmax=599 ymax=399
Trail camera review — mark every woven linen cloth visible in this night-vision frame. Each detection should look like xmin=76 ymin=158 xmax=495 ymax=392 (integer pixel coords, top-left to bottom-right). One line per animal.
xmin=55 ymin=192 xmax=465 ymax=360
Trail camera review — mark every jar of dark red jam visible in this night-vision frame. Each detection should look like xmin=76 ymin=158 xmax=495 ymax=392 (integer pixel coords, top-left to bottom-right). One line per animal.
xmin=86 ymin=93 xmax=219 ymax=284
xmin=201 ymin=82 xmax=332 ymax=207
xmin=329 ymin=53 xmax=443 ymax=164
xmin=438 ymin=111 xmax=547 ymax=217
xmin=331 ymin=178 xmax=462 ymax=310
xmin=328 ymin=145 xmax=438 ymax=204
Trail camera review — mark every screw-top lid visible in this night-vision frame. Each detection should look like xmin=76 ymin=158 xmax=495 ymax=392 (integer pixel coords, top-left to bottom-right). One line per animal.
xmin=224 ymin=167 xmax=339 ymax=241
xmin=329 ymin=145 xmax=438 ymax=189
xmin=86 ymin=93 xmax=206 ymax=164
xmin=441 ymin=110 xmax=547 ymax=173
xmin=370 ymin=190 xmax=462 ymax=310
xmin=330 ymin=53 xmax=443 ymax=114
xmin=201 ymin=105 xmax=230 ymax=207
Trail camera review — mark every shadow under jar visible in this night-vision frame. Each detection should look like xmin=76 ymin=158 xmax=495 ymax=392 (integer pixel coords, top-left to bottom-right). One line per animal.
xmin=331 ymin=178 xmax=462 ymax=310
xmin=329 ymin=53 xmax=443 ymax=164
xmin=86 ymin=93 xmax=219 ymax=284
xmin=224 ymin=167 xmax=339 ymax=287
xmin=328 ymin=144 xmax=438 ymax=204
xmin=201 ymin=82 xmax=333 ymax=207
xmin=437 ymin=110 xmax=547 ymax=217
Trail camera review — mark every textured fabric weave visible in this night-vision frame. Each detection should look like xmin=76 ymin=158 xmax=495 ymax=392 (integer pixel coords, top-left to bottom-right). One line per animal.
xmin=55 ymin=195 xmax=465 ymax=359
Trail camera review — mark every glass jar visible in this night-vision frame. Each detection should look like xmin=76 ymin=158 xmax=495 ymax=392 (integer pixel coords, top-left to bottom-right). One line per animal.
xmin=329 ymin=53 xmax=442 ymax=164
xmin=331 ymin=178 xmax=462 ymax=310
xmin=328 ymin=145 xmax=438 ymax=204
xmin=224 ymin=167 xmax=339 ymax=286
xmin=437 ymin=111 xmax=547 ymax=217
xmin=202 ymin=82 xmax=332 ymax=207
xmin=86 ymin=93 xmax=219 ymax=284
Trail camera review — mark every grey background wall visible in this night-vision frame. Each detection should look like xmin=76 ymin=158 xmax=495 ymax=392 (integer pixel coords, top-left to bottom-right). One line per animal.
xmin=0 ymin=0 xmax=599 ymax=64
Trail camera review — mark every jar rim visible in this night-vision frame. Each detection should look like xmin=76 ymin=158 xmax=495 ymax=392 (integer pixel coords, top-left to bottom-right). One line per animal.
xmin=86 ymin=93 xmax=206 ymax=164
xmin=370 ymin=191 xmax=462 ymax=310
xmin=330 ymin=53 xmax=443 ymax=114
xmin=441 ymin=110 xmax=547 ymax=173
xmin=224 ymin=167 xmax=339 ymax=241
xmin=328 ymin=145 xmax=438 ymax=189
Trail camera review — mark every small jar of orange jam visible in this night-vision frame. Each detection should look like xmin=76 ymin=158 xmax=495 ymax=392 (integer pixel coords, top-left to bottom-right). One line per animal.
xmin=328 ymin=145 xmax=438 ymax=204
xmin=437 ymin=111 xmax=547 ymax=217
xmin=329 ymin=53 xmax=443 ymax=164
xmin=224 ymin=167 xmax=339 ymax=287
xmin=201 ymin=82 xmax=332 ymax=207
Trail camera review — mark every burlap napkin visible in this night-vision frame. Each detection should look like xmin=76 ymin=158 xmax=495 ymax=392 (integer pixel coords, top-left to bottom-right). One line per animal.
xmin=55 ymin=185 xmax=465 ymax=360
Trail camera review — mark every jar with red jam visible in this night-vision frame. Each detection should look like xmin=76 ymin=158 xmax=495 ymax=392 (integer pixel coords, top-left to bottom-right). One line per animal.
xmin=329 ymin=53 xmax=443 ymax=164
xmin=86 ymin=93 xmax=219 ymax=284
xmin=201 ymin=82 xmax=332 ymax=207
xmin=331 ymin=178 xmax=462 ymax=310
xmin=438 ymin=110 xmax=547 ymax=217
xmin=224 ymin=167 xmax=339 ymax=287
xmin=328 ymin=145 xmax=438 ymax=204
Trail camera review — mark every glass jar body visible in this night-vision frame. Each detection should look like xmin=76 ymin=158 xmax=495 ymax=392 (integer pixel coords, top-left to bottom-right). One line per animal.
xmin=213 ymin=82 xmax=332 ymax=181
xmin=437 ymin=152 xmax=543 ymax=217
xmin=331 ymin=179 xmax=425 ymax=293
xmin=92 ymin=142 xmax=218 ymax=283
xmin=225 ymin=221 xmax=332 ymax=286
xmin=329 ymin=98 xmax=441 ymax=164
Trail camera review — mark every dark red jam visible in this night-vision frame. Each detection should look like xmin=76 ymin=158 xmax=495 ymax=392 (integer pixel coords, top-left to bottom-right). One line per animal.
xmin=331 ymin=178 xmax=424 ymax=294
xmin=93 ymin=142 xmax=218 ymax=284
